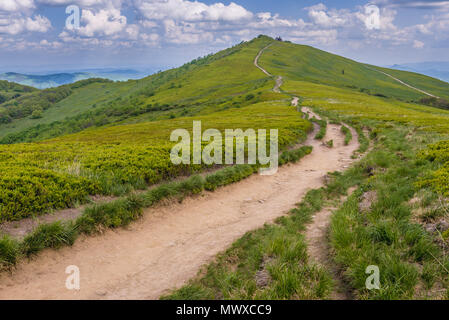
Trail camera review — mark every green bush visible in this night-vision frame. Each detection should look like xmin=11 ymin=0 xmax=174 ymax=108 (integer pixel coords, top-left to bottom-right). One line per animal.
xmin=0 ymin=236 xmax=20 ymax=269
xmin=21 ymin=222 xmax=77 ymax=256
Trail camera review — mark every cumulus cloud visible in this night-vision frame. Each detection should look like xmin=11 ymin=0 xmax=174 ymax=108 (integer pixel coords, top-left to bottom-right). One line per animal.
xmin=37 ymin=0 xmax=123 ymax=8
xmin=135 ymin=0 xmax=252 ymax=22
xmin=0 ymin=0 xmax=35 ymax=12
xmin=306 ymin=3 xmax=350 ymax=28
xmin=76 ymin=8 xmax=127 ymax=37
xmin=290 ymin=29 xmax=338 ymax=45
xmin=0 ymin=14 xmax=51 ymax=34
xmin=0 ymin=0 xmax=446 ymax=54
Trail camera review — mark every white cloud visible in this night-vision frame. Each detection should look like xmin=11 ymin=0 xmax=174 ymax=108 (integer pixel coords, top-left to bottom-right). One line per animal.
xmin=0 ymin=14 xmax=51 ymax=34
xmin=306 ymin=3 xmax=349 ymax=28
xmin=135 ymin=0 xmax=252 ymax=22
xmin=413 ymin=39 xmax=425 ymax=47
xmin=163 ymin=19 xmax=214 ymax=44
xmin=37 ymin=0 xmax=123 ymax=8
xmin=0 ymin=0 xmax=35 ymax=12
xmin=290 ymin=29 xmax=338 ymax=45
xmin=76 ymin=8 xmax=127 ymax=37
xmin=1 ymin=0 xmax=446 ymax=55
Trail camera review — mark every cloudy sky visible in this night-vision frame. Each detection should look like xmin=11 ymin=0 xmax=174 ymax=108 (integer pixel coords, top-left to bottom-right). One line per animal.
xmin=0 ymin=0 xmax=448 ymax=72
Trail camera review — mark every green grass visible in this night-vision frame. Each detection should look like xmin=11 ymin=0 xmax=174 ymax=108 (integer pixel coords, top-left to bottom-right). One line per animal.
xmin=162 ymin=147 xmax=369 ymax=300
xmin=2 ymin=35 xmax=449 ymax=300
xmin=162 ymin=188 xmax=333 ymax=300
xmin=259 ymin=41 xmax=449 ymax=101
xmin=0 ymin=142 xmax=313 ymax=267
xmin=0 ymin=100 xmax=311 ymax=222
xmin=312 ymin=119 xmax=327 ymax=140
xmin=328 ymin=121 xmax=449 ymax=299
xmin=283 ymin=80 xmax=449 ymax=133
xmin=0 ymin=37 xmax=277 ymax=143
xmin=340 ymin=125 xmax=352 ymax=145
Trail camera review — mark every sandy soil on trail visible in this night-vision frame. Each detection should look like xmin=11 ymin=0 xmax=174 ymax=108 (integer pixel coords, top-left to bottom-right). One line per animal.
xmin=254 ymin=44 xmax=283 ymax=93
xmin=0 ymin=107 xmax=359 ymax=300
xmin=291 ymin=97 xmax=299 ymax=107
xmin=254 ymin=44 xmax=273 ymax=77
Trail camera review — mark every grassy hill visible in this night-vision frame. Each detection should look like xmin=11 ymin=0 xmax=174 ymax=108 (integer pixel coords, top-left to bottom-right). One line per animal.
xmin=2 ymin=34 xmax=449 ymax=221
xmin=3 ymin=35 xmax=449 ymax=144
xmin=1 ymin=35 xmax=449 ymax=299
xmin=258 ymin=40 xmax=449 ymax=101
xmin=0 ymin=80 xmax=36 ymax=109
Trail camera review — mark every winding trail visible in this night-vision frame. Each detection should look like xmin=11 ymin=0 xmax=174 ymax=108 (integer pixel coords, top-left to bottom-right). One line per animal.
xmin=0 ymin=43 xmax=361 ymax=300
xmin=0 ymin=114 xmax=359 ymax=300
xmin=254 ymin=44 xmax=283 ymax=93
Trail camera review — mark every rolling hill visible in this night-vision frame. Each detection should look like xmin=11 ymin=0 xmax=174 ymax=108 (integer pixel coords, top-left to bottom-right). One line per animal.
xmin=1 ymin=35 xmax=449 ymax=300
xmin=1 ymin=35 xmax=449 ymax=145
xmin=0 ymin=69 xmax=148 ymax=89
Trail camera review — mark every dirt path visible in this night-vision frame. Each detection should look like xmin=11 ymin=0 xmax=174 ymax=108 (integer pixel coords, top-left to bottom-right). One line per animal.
xmin=254 ymin=44 xmax=273 ymax=77
xmin=304 ymin=188 xmax=356 ymax=300
xmin=254 ymin=43 xmax=283 ymax=93
xmin=291 ymin=97 xmax=299 ymax=107
xmin=273 ymin=76 xmax=283 ymax=93
xmin=0 ymin=113 xmax=359 ymax=300
xmin=367 ymin=66 xmax=439 ymax=98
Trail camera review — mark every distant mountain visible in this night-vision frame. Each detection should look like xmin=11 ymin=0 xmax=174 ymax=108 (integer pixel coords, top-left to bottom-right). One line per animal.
xmin=0 ymin=69 xmax=147 ymax=89
xmin=389 ymin=62 xmax=449 ymax=83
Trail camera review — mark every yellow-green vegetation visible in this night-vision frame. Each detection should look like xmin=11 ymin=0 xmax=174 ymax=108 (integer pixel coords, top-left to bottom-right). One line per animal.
xmin=0 ymin=36 xmax=278 ymax=143
xmin=2 ymin=35 xmax=449 ymax=300
xmin=417 ymin=140 xmax=449 ymax=196
xmin=0 ymin=101 xmax=311 ymax=222
xmin=283 ymin=80 xmax=449 ymax=132
xmin=0 ymin=146 xmax=313 ymax=269
xmin=161 ymin=38 xmax=449 ymax=300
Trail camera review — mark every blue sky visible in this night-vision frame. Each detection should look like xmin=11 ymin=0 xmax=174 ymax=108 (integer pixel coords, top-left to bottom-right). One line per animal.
xmin=1 ymin=0 xmax=448 ymax=73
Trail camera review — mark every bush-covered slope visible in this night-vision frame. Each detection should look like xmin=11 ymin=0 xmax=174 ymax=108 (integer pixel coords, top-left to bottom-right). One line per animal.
xmin=0 ymin=80 xmax=36 ymax=110
xmin=0 ymin=100 xmax=311 ymax=222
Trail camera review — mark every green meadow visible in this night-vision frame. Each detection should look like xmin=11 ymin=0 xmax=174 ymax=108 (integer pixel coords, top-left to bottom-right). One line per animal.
xmin=1 ymin=35 xmax=449 ymax=299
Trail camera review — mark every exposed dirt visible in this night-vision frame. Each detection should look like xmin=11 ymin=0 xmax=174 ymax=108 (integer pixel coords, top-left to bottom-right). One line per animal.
xmin=359 ymin=191 xmax=378 ymax=213
xmin=254 ymin=44 xmax=273 ymax=77
xmin=0 ymin=107 xmax=359 ymax=300
xmin=304 ymin=187 xmax=357 ymax=300
xmin=273 ymin=76 xmax=283 ymax=93
xmin=0 ymin=167 xmax=224 ymax=239
xmin=291 ymin=97 xmax=299 ymax=107
xmin=254 ymin=44 xmax=283 ymax=93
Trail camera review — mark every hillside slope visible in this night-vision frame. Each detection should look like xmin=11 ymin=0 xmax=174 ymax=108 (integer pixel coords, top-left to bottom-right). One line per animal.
xmin=258 ymin=40 xmax=449 ymax=101
xmin=1 ymin=35 xmax=449 ymax=300
xmin=0 ymin=36 xmax=280 ymax=143
xmin=3 ymin=36 xmax=449 ymax=144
